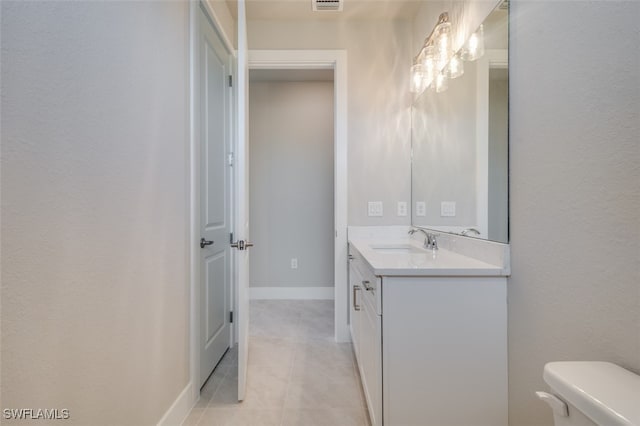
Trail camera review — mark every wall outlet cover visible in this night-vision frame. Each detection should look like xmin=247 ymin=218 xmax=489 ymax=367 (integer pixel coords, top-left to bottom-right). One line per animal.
xmin=290 ymin=258 xmax=298 ymax=269
xmin=441 ymin=201 xmax=456 ymax=217
xmin=367 ymin=201 xmax=383 ymax=217
xmin=415 ymin=201 xmax=426 ymax=217
xmin=397 ymin=201 xmax=408 ymax=217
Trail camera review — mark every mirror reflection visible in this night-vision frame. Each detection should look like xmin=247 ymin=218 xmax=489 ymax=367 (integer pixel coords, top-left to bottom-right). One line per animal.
xmin=411 ymin=5 xmax=509 ymax=243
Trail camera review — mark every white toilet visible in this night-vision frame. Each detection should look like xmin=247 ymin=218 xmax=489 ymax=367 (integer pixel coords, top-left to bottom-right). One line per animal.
xmin=537 ymin=361 xmax=640 ymax=426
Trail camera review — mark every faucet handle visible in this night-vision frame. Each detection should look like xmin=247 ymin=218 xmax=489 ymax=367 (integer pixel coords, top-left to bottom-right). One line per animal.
xmin=427 ymin=233 xmax=438 ymax=250
xmin=461 ymin=228 xmax=481 ymax=236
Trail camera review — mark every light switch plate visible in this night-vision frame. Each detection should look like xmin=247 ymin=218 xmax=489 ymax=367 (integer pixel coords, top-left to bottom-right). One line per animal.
xmin=416 ymin=201 xmax=426 ymax=217
xmin=397 ymin=201 xmax=408 ymax=217
xmin=441 ymin=201 xmax=456 ymax=217
xmin=368 ymin=201 xmax=383 ymax=217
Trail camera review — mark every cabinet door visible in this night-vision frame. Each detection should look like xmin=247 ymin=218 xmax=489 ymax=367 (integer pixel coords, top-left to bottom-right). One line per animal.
xmin=348 ymin=261 xmax=362 ymax=362
xmin=349 ymin=247 xmax=382 ymax=426
xmin=382 ymin=277 xmax=508 ymax=426
xmin=360 ymin=291 xmax=382 ymax=426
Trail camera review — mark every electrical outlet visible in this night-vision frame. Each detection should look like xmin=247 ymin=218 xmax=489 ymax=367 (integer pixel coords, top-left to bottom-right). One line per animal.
xmin=415 ymin=201 xmax=426 ymax=217
xmin=397 ymin=201 xmax=408 ymax=217
xmin=441 ymin=201 xmax=456 ymax=217
xmin=367 ymin=201 xmax=383 ymax=217
xmin=290 ymin=258 xmax=298 ymax=269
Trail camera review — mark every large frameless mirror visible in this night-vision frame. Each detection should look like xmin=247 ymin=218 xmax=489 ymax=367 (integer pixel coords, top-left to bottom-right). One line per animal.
xmin=411 ymin=3 xmax=509 ymax=243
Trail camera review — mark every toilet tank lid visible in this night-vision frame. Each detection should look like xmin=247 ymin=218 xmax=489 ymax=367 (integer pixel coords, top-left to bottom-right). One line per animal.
xmin=543 ymin=362 xmax=640 ymax=426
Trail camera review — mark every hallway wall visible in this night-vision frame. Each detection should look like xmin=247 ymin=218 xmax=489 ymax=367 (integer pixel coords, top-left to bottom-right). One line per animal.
xmin=249 ymin=80 xmax=335 ymax=290
xmin=1 ymin=2 xmax=191 ymax=424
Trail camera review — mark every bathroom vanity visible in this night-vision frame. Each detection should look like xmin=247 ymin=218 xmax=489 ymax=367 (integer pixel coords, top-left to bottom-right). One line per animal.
xmin=348 ymin=233 xmax=508 ymax=426
xmin=353 ymin=1 xmax=511 ymax=422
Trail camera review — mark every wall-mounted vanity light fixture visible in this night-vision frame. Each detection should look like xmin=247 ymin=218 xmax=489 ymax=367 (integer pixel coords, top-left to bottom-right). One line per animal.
xmin=461 ymin=24 xmax=485 ymax=61
xmin=410 ymin=12 xmax=485 ymax=95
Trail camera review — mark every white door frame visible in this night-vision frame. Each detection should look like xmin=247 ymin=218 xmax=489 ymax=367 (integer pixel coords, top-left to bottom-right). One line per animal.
xmin=248 ymin=49 xmax=350 ymax=343
xmin=188 ymin=0 xmax=237 ymax=405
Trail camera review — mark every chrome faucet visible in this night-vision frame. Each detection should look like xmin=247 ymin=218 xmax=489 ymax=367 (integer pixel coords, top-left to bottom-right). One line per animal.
xmin=408 ymin=228 xmax=439 ymax=250
xmin=461 ymin=228 xmax=481 ymax=237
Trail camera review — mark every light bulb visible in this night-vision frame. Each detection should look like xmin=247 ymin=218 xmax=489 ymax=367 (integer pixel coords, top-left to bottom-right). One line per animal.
xmin=435 ymin=71 xmax=448 ymax=93
xmin=435 ymin=21 xmax=452 ymax=70
xmin=462 ymin=24 xmax=485 ymax=62
xmin=410 ymin=63 xmax=427 ymax=94
xmin=421 ymin=45 xmax=437 ymax=89
xmin=448 ymin=54 xmax=464 ymax=79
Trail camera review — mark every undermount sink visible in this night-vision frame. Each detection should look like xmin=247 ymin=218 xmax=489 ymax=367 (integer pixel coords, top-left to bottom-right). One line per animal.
xmin=369 ymin=244 xmax=425 ymax=254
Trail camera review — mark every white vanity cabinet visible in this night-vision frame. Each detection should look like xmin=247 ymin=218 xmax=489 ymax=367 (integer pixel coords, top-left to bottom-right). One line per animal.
xmin=382 ymin=275 xmax=507 ymax=426
xmin=349 ymin=248 xmax=382 ymax=426
xmin=348 ymin=242 xmax=508 ymax=426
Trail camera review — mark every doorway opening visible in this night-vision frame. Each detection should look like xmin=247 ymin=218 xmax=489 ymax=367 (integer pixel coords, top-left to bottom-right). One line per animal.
xmin=247 ymin=50 xmax=349 ymax=345
xmin=187 ymin=44 xmax=349 ymax=409
xmin=248 ymin=69 xmax=335 ymax=303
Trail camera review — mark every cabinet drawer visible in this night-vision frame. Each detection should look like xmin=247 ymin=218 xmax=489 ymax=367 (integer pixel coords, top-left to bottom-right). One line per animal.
xmin=348 ymin=244 xmax=381 ymax=315
xmin=360 ymin=275 xmax=378 ymax=315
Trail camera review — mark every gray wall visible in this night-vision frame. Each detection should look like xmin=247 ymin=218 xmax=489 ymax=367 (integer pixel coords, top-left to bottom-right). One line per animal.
xmin=488 ymin=75 xmax=508 ymax=242
xmin=1 ymin=2 xmax=190 ymax=424
xmin=509 ymin=1 xmax=640 ymax=425
xmin=249 ymin=81 xmax=335 ymax=288
xmin=247 ymin=19 xmax=413 ymax=226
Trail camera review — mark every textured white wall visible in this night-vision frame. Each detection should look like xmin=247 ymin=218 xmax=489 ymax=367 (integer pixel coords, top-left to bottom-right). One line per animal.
xmin=509 ymin=1 xmax=640 ymax=425
xmin=1 ymin=2 xmax=190 ymax=424
xmin=247 ymin=19 xmax=413 ymax=226
xmin=249 ymin=81 xmax=335 ymax=288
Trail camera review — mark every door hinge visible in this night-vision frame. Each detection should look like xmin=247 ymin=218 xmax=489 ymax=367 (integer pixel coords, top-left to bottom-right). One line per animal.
xmin=227 ymin=153 xmax=234 ymax=167
xmin=228 ymin=75 xmax=233 ymax=87
xmin=229 ymin=311 xmax=234 ymax=323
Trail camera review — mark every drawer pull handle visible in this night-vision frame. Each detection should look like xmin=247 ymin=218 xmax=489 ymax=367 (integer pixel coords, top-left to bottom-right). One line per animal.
xmin=353 ymin=285 xmax=361 ymax=311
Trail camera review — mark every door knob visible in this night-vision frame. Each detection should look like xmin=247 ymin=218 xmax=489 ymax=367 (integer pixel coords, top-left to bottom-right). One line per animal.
xmin=200 ymin=238 xmax=214 ymax=248
xmin=231 ymin=240 xmax=254 ymax=250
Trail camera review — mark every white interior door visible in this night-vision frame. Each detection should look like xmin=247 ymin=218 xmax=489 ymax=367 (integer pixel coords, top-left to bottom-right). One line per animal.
xmin=235 ymin=0 xmax=250 ymax=402
xmin=198 ymin=5 xmax=232 ymax=388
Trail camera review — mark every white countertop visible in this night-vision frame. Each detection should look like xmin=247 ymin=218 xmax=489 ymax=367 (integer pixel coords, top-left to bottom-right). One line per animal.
xmin=349 ymin=238 xmax=509 ymax=277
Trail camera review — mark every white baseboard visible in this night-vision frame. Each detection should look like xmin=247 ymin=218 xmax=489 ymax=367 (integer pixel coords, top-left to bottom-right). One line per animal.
xmin=249 ymin=286 xmax=335 ymax=300
xmin=157 ymin=381 xmax=195 ymax=426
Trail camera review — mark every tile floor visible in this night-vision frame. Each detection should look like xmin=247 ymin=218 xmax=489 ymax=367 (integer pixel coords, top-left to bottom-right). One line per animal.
xmin=182 ymin=300 xmax=370 ymax=426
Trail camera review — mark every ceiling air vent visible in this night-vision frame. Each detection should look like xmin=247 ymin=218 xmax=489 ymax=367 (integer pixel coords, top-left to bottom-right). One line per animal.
xmin=312 ymin=0 xmax=343 ymax=12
